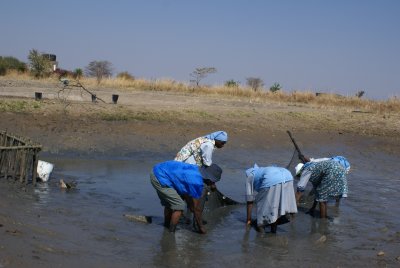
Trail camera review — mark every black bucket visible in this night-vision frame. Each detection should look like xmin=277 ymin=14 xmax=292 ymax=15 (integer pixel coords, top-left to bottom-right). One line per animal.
xmin=112 ymin=94 xmax=119 ymax=104
xmin=91 ymin=94 xmax=97 ymax=103
xmin=35 ymin=92 xmax=42 ymax=101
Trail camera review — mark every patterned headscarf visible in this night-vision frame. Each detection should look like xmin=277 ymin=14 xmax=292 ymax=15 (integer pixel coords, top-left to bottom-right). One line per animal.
xmin=204 ymin=131 xmax=228 ymax=142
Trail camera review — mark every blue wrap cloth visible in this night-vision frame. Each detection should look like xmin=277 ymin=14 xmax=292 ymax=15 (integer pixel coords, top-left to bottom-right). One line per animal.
xmin=204 ymin=131 xmax=228 ymax=142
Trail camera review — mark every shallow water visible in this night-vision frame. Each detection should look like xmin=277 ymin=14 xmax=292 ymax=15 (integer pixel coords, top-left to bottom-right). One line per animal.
xmin=1 ymin=137 xmax=400 ymax=267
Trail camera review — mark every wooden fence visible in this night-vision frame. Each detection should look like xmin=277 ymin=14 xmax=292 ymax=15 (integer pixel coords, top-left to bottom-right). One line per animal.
xmin=0 ymin=131 xmax=42 ymax=185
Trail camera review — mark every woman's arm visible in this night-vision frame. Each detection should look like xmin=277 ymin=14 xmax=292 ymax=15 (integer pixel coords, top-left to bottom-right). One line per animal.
xmin=297 ymin=168 xmax=312 ymax=192
xmin=246 ymin=201 xmax=253 ymax=225
xmin=295 ymin=191 xmax=303 ymax=205
xmin=200 ymin=141 xmax=214 ymax=166
xmin=245 ymin=175 xmax=255 ymax=225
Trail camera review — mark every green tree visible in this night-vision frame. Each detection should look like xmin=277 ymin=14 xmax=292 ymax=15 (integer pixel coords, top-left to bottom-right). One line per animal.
xmin=28 ymin=49 xmax=52 ymax=78
xmin=190 ymin=67 xmax=217 ymax=87
xmin=224 ymin=79 xmax=239 ymax=88
xmin=246 ymin=77 xmax=264 ymax=91
xmin=85 ymin=60 xmax=113 ymax=84
xmin=269 ymin=82 xmax=281 ymax=92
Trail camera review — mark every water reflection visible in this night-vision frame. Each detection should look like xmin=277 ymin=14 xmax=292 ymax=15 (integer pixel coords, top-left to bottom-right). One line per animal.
xmin=28 ymin=138 xmax=400 ymax=267
xmin=153 ymin=229 xmax=207 ymax=267
xmin=33 ymin=181 xmax=51 ymax=207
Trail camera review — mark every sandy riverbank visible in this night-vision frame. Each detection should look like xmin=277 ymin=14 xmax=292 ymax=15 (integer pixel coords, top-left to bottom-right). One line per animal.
xmin=1 ymin=78 xmax=399 ymax=156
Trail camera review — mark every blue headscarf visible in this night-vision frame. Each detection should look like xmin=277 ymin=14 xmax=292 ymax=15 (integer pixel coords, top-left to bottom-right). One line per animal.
xmin=245 ymin=163 xmax=259 ymax=177
xmin=204 ymin=131 xmax=228 ymax=142
xmin=331 ymin=156 xmax=351 ymax=173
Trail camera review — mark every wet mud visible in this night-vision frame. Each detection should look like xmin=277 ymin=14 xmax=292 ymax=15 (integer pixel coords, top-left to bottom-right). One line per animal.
xmin=0 ymin=136 xmax=400 ymax=267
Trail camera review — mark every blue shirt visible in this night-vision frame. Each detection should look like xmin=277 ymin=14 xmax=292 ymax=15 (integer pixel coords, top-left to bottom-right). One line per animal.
xmin=253 ymin=166 xmax=293 ymax=192
xmin=153 ymin=161 xmax=204 ymax=199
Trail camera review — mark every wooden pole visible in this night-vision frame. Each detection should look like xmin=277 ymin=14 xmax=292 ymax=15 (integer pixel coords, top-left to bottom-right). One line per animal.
xmin=19 ymin=150 xmax=26 ymax=183
xmin=32 ymin=151 xmax=38 ymax=185
xmin=3 ymin=150 xmax=10 ymax=180
xmin=0 ymin=131 xmax=42 ymax=185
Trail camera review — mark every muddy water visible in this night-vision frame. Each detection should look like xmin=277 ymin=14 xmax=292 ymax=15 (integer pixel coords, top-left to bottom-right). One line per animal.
xmin=1 ymin=137 xmax=400 ymax=267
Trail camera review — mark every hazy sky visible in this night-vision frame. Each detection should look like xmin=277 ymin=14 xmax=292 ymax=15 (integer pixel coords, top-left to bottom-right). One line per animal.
xmin=1 ymin=0 xmax=399 ymax=99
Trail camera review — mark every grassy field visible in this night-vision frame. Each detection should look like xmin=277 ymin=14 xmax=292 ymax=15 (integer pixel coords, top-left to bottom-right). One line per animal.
xmin=2 ymin=72 xmax=399 ymax=115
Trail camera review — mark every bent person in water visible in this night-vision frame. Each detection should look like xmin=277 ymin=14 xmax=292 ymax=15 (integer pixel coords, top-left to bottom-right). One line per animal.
xmin=295 ymin=156 xmax=350 ymax=218
xmin=175 ymin=131 xmax=227 ymax=220
xmin=245 ymin=164 xmax=298 ymax=233
xmin=175 ymin=130 xmax=228 ymax=169
xmin=150 ymin=160 xmax=222 ymax=234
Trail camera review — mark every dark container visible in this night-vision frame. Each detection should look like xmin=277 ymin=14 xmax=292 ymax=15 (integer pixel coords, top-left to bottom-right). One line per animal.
xmin=112 ymin=94 xmax=119 ymax=104
xmin=35 ymin=92 xmax=42 ymax=100
xmin=42 ymin=54 xmax=56 ymax=61
xmin=91 ymin=94 xmax=97 ymax=103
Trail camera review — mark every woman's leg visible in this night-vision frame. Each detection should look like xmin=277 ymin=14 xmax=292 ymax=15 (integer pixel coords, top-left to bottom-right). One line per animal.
xmin=164 ymin=207 xmax=172 ymax=228
xmin=270 ymin=221 xmax=278 ymax=233
xmin=307 ymin=199 xmax=318 ymax=216
xmin=169 ymin=210 xmax=183 ymax=232
xmin=335 ymin=196 xmax=341 ymax=207
xmin=319 ymin=201 xmax=327 ymax=218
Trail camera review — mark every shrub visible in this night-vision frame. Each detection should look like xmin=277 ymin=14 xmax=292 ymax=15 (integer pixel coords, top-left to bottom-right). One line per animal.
xmin=0 ymin=66 xmax=5 ymax=76
xmin=224 ymin=79 xmax=239 ymax=87
xmin=355 ymin=90 xmax=365 ymax=98
xmin=0 ymin=56 xmax=27 ymax=75
xmin=54 ymin=68 xmax=74 ymax=79
xmin=269 ymin=82 xmax=281 ymax=92
xmin=74 ymin=68 xmax=83 ymax=80
xmin=116 ymin=71 xmax=135 ymax=80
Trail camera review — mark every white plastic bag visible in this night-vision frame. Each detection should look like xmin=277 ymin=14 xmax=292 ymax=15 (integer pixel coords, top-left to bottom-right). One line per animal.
xmin=37 ymin=160 xmax=54 ymax=182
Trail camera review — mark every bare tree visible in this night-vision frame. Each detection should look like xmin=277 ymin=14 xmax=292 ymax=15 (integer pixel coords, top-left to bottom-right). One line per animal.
xmin=28 ymin=49 xmax=52 ymax=78
xmin=246 ymin=77 xmax=264 ymax=91
xmin=190 ymin=67 xmax=217 ymax=87
xmin=85 ymin=60 xmax=113 ymax=84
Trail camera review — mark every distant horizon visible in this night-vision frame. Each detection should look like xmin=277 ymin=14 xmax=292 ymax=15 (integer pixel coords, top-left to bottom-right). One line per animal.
xmin=2 ymin=50 xmax=398 ymax=101
xmin=1 ymin=1 xmax=399 ymax=100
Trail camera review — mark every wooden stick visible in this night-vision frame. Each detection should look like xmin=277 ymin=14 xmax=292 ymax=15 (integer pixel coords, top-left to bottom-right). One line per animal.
xmin=19 ymin=151 xmax=26 ymax=183
xmin=0 ymin=146 xmax=42 ymax=150
xmin=286 ymin=130 xmax=306 ymax=163
xmin=3 ymin=150 xmax=10 ymax=180
xmin=32 ymin=151 xmax=38 ymax=185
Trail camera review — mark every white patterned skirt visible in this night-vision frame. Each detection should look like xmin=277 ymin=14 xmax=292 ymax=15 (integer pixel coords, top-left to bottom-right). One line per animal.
xmin=255 ymin=181 xmax=298 ymax=225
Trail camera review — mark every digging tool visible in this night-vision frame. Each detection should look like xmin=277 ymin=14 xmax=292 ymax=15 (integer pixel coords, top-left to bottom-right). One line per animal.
xmin=286 ymin=130 xmax=307 ymax=163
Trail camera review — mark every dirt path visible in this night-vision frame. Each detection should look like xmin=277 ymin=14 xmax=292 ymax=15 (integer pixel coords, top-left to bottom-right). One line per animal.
xmin=1 ymin=78 xmax=399 ymax=157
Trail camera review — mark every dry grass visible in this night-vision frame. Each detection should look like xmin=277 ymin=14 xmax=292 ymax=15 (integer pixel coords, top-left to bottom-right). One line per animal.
xmin=2 ymin=72 xmax=399 ymax=114
xmin=0 ymin=99 xmax=41 ymax=112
